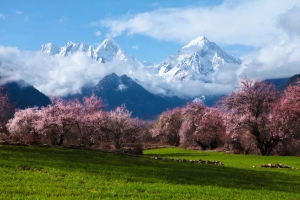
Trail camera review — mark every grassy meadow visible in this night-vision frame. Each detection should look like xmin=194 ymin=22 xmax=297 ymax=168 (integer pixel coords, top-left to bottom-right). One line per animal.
xmin=0 ymin=145 xmax=299 ymax=199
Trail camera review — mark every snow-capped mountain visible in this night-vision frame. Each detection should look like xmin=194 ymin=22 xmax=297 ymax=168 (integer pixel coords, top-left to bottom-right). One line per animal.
xmin=39 ymin=43 xmax=61 ymax=55
xmin=40 ymin=38 xmax=143 ymax=68
xmin=39 ymin=36 xmax=242 ymax=98
xmin=156 ymin=36 xmax=241 ymax=82
xmin=40 ymin=41 xmax=89 ymax=56
xmin=40 ymin=37 xmax=241 ymax=84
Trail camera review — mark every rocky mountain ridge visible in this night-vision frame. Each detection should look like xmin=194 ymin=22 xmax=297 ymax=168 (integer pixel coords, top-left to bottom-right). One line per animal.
xmin=40 ymin=38 xmax=143 ymax=68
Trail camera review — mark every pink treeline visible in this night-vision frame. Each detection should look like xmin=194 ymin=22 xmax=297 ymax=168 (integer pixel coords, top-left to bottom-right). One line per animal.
xmin=1 ymin=78 xmax=300 ymax=155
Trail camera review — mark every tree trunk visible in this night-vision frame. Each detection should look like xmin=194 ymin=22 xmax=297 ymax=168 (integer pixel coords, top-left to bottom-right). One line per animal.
xmin=196 ymin=141 xmax=209 ymax=150
xmin=58 ymin=134 xmax=64 ymax=146
xmin=114 ymin=132 xmax=122 ymax=150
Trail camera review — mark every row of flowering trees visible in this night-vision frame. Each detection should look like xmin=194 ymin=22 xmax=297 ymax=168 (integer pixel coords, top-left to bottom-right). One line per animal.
xmin=153 ymin=78 xmax=300 ymax=155
xmin=1 ymin=78 xmax=300 ymax=155
xmin=152 ymin=103 xmax=224 ymax=150
xmin=5 ymin=94 xmax=143 ymax=150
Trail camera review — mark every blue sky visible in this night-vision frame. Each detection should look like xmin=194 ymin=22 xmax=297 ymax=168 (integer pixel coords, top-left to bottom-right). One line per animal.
xmin=0 ymin=0 xmax=222 ymax=63
xmin=2 ymin=0 xmax=295 ymax=63
xmin=0 ymin=0 xmax=300 ymax=97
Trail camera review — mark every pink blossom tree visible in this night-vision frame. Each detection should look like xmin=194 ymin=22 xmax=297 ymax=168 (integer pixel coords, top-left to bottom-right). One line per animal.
xmin=152 ymin=107 xmax=183 ymax=146
xmin=82 ymin=93 xmax=104 ymax=115
xmin=192 ymin=107 xmax=225 ymax=150
xmin=274 ymin=83 xmax=300 ymax=137
xmin=76 ymin=94 xmax=106 ymax=146
xmin=269 ymin=82 xmax=300 ymax=155
xmin=219 ymin=78 xmax=280 ymax=155
xmin=224 ymin=125 xmax=259 ymax=154
xmin=179 ymin=102 xmax=206 ymax=147
xmin=7 ymin=94 xmax=107 ymax=147
xmin=36 ymin=97 xmax=83 ymax=146
xmin=7 ymin=107 xmax=42 ymax=144
xmin=103 ymin=105 xmax=142 ymax=150
xmin=179 ymin=102 xmax=224 ymax=150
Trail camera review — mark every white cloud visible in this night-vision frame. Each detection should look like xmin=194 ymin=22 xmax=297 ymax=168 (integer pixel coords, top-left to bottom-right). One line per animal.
xmin=214 ymin=64 xmax=240 ymax=85
xmin=238 ymin=6 xmax=300 ymax=81
xmin=0 ymin=45 xmax=234 ymax=98
xmin=0 ymin=14 xmax=6 ymax=20
xmin=277 ymin=6 xmax=300 ymax=38
xmin=15 ymin=10 xmax=22 ymax=14
xmin=95 ymin=31 xmax=102 ymax=36
xmin=0 ymin=2 xmax=299 ymax=98
xmin=59 ymin=15 xmax=67 ymax=22
xmin=117 ymin=84 xmax=127 ymax=91
xmin=0 ymin=47 xmax=117 ymax=96
xmin=93 ymin=1 xmax=297 ymax=90
xmin=132 ymin=45 xmax=138 ymax=49
xmin=99 ymin=0 xmax=299 ymax=48
xmin=240 ymin=37 xmax=300 ymax=80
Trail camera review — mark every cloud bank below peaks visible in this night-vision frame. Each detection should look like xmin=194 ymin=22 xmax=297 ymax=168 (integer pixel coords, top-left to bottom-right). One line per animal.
xmin=0 ymin=44 xmax=237 ymax=98
xmin=0 ymin=46 xmax=118 ymax=96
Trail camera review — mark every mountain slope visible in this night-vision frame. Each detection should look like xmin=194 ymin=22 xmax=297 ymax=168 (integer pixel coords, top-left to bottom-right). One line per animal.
xmin=281 ymin=74 xmax=300 ymax=91
xmin=263 ymin=74 xmax=300 ymax=92
xmin=263 ymin=77 xmax=290 ymax=91
xmin=69 ymin=73 xmax=187 ymax=119
xmin=1 ymin=80 xmax=51 ymax=108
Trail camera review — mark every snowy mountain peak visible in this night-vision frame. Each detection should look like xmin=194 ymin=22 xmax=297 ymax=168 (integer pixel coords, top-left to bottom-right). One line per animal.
xmin=181 ymin=36 xmax=220 ymax=55
xmin=183 ymin=36 xmax=208 ymax=49
xmin=39 ymin=39 xmax=123 ymax=63
xmin=40 ymin=43 xmax=60 ymax=55
xmin=157 ymin=36 xmax=241 ymax=82
xmin=39 ymin=37 xmax=242 ymax=95
xmin=100 ymin=38 xmax=119 ymax=48
xmin=94 ymin=38 xmax=122 ymax=63
xmin=59 ymin=41 xmax=88 ymax=56
xmin=39 ymin=39 xmax=144 ymax=70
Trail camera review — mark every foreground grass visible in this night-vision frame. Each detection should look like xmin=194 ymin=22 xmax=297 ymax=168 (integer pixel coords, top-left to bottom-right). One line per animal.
xmin=0 ymin=146 xmax=299 ymax=199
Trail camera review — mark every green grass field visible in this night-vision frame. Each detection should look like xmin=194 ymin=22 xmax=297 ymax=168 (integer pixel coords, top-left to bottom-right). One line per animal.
xmin=0 ymin=145 xmax=299 ymax=199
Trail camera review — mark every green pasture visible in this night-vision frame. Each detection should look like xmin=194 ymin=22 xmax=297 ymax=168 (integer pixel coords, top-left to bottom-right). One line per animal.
xmin=0 ymin=145 xmax=299 ymax=199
